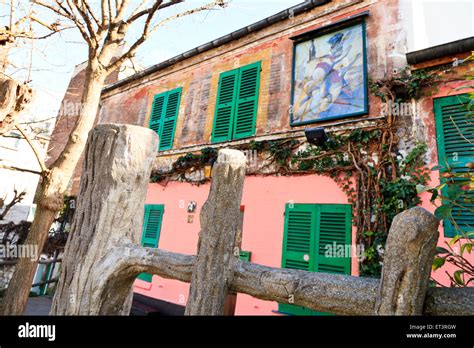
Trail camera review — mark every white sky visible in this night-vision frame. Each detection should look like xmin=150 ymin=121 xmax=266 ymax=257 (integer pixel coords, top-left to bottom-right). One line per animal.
xmin=5 ymin=0 xmax=302 ymax=124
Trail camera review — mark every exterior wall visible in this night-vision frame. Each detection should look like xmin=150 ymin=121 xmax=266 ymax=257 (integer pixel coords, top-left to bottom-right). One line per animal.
xmin=121 ymin=0 xmax=403 ymax=314
xmin=413 ymin=61 xmax=474 ymax=286
xmin=135 ymin=174 xmax=356 ymax=315
xmin=46 ymin=54 xmax=135 ymax=195
xmin=46 ymin=62 xmax=88 ymax=195
xmin=44 ymin=0 xmax=473 ymax=311
xmin=100 ymin=0 xmax=405 ymax=154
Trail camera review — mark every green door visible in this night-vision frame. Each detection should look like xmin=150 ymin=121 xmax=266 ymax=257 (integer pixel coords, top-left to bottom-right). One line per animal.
xmin=137 ymin=204 xmax=164 ymax=282
xmin=278 ymin=203 xmax=352 ymax=315
xmin=434 ymin=94 xmax=474 ymax=237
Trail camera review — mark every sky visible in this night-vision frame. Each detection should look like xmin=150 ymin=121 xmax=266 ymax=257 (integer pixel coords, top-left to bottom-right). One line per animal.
xmin=6 ymin=0 xmax=302 ymax=126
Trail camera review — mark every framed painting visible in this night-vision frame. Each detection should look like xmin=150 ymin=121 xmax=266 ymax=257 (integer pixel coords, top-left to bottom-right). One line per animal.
xmin=290 ymin=20 xmax=368 ymax=126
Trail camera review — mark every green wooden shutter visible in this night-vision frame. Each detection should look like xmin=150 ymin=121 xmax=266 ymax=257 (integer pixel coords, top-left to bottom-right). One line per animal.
xmin=148 ymin=89 xmax=181 ymax=151
xmin=138 ymin=204 xmax=164 ymax=282
xmin=279 ymin=204 xmax=317 ymax=315
xmin=212 ymin=69 xmax=238 ymax=143
xmin=233 ymin=61 xmax=261 ymax=139
xmin=159 ymin=88 xmax=181 ymax=151
xmin=316 ymin=204 xmax=352 ymax=274
xmin=149 ymin=92 xmax=166 ymax=138
xmin=281 ymin=204 xmax=316 ymax=271
xmin=434 ymin=94 xmax=474 ymax=237
xmin=279 ymin=203 xmax=352 ymax=315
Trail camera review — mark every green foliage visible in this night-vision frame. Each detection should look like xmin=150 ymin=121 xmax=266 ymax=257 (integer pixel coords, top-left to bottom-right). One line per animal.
xmin=434 ymin=204 xmax=453 ymax=219
xmin=268 ymin=139 xmax=300 ymax=166
xmin=150 ymin=147 xmax=218 ymax=184
xmin=149 ymin=128 xmax=431 ymax=280
xmin=398 ymin=68 xmax=439 ymax=100
xmin=432 ymin=256 xmax=446 ymax=271
xmin=347 ymin=129 xmax=381 ymax=144
xmin=428 ymin=54 xmax=474 ymax=287
xmin=360 ymin=143 xmax=429 ymax=277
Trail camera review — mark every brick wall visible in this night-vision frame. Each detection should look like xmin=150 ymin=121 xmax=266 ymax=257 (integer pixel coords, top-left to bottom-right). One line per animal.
xmin=46 ymin=56 xmax=127 ymax=194
xmin=50 ymin=0 xmax=407 ymax=191
xmin=100 ymin=0 xmax=405 ymax=152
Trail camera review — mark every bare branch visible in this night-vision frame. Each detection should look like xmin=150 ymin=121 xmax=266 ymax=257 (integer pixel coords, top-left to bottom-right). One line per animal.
xmin=0 ymin=188 xmax=26 ymax=220
xmin=0 ymin=164 xmax=43 ymax=175
xmin=100 ymin=0 xmax=109 ymax=28
xmin=32 ymin=0 xmax=93 ymax=47
xmin=15 ymin=124 xmax=47 ymax=173
xmin=106 ymin=0 xmax=227 ymax=73
xmin=19 ymin=115 xmax=57 ymax=125
xmin=127 ymin=0 xmax=178 ymax=24
xmin=114 ymin=0 xmax=131 ymax=23
xmin=79 ymin=0 xmax=101 ymax=30
xmin=63 ymin=0 xmax=95 ymax=46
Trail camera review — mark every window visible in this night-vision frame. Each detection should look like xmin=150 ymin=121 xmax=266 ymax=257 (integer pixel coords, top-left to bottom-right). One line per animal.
xmin=278 ymin=203 xmax=352 ymax=315
xmin=149 ymin=88 xmax=182 ymax=151
xmin=211 ymin=61 xmax=261 ymax=143
xmin=137 ymin=204 xmax=164 ymax=282
xmin=434 ymin=94 xmax=474 ymax=237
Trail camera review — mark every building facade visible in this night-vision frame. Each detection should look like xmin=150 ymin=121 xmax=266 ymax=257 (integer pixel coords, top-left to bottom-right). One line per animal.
xmin=49 ymin=0 xmax=474 ymax=315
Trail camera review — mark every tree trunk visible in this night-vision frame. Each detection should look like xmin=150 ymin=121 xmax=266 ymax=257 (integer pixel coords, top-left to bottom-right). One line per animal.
xmin=185 ymin=149 xmax=246 ymax=315
xmin=51 ymin=124 xmax=158 ymax=315
xmin=0 ymin=60 xmax=106 ymax=315
xmin=374 ymin=206 xmax=439 ymax=315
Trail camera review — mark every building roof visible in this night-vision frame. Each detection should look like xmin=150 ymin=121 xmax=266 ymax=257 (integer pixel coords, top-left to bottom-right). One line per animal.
xmin=406 ymin=36 xmax=474 ymax=65
xmin=102 ymin=0 xmax=329 ymax=94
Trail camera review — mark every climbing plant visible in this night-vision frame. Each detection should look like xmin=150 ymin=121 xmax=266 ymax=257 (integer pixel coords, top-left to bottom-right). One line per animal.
xmin=149 ymin=65 xmax=453 ymax=277
xmin=149 ymin=125 xmax=429 ymax=277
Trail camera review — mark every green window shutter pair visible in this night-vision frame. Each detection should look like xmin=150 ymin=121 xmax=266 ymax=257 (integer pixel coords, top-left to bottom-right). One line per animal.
xmin=212 ymin=61 xmax=261 ymax=143
xmin=149 ymin=87 xmax=182 ymax=151
xmin=279 ymin=203 xmax=352 ymax=316
xmin=434 ymin=94 xmax=474 ymax=237
xmin=137 ymin=204 xmax=164 ymax=282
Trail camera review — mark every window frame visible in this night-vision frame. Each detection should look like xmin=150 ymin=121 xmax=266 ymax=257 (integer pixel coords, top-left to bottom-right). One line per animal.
xmin=289 ymin=16 xmax=369 ymax=126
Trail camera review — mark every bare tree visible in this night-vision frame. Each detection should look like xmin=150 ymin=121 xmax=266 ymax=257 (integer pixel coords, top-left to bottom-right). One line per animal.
xmin=0 ymin=0 xmax=67 ymax=134
xmin=0 ymin=188 xmax=26 ymax=221
xmin=0 ymin=0 xmax=227 ymax=315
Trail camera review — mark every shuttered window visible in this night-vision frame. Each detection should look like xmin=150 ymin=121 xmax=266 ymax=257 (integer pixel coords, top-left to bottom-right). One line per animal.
xmin=279 ymin=203 xmax=352 ymax=315
xmin=149 ymin=88 xmax=182 ymax=151
xmin=434 ymin=94 xmax=474 ymax=237
xmin=137 ymin=204 xmax=164 ymax=282
xmin=211 ymin=61 xmax=261 ymax=143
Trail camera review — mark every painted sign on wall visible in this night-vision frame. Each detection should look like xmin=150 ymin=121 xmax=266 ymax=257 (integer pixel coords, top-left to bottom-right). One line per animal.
xmin=291 ymin=21 xmax=368 ymax=125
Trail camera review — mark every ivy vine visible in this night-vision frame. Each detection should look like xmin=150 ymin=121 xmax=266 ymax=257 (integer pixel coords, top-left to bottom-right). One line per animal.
xmin=149 ymin=65 xmax=440 ymax=277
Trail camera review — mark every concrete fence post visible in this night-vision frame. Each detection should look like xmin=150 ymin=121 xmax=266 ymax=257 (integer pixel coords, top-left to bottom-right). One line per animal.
xmin=185 ymin=149 xmax=246 ymax=315
xmin=50 ymin=124 xmax=158 ymax=315
xmin=374 ymin=206 xmax=439 ymax=315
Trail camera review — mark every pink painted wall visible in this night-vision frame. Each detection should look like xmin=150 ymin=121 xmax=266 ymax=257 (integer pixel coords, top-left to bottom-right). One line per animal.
xmin=417 ymin=83 xmax=474 ymax=286
xmin=133 ymin=88 xmax=474 ymax=311
xmin=134 ymin=174 xmax=355 ymax=315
